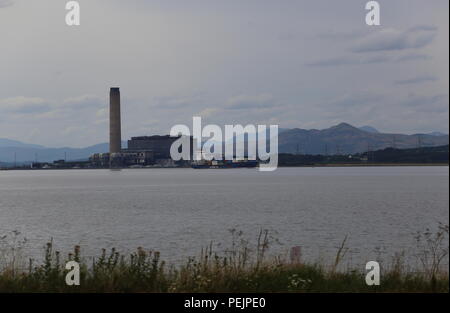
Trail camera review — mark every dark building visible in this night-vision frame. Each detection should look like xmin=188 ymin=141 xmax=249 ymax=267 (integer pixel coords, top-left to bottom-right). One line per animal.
xmin=90 ymin=135 xmax=194 ymax=168
xmin=128 ymin=135 xmax=182 ymax=159
xmin=89 ymin=88 xmax=195 ymax=168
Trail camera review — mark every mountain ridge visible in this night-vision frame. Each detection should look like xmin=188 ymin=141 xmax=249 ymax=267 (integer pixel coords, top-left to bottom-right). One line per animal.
xmin=358 ymin=126 xmax=379 ymax=133
xmin=279 ymin=123 xmax=448 ymax=155
xmin=1 ymin=124 xmax=448 ymax=162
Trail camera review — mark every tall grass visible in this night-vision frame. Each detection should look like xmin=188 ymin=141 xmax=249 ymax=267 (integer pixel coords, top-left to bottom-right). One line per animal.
xmin=0 ymin=227 xmax=448 ymax=293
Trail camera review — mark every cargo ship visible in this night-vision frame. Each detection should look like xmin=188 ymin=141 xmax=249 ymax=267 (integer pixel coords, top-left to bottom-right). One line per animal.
xmin=192 ymin=159 xmax=258 ymax=169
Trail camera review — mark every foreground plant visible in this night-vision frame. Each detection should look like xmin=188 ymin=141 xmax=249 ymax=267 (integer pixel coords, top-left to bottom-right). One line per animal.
xmin=0 ymin=228 xmax=448 ymax=293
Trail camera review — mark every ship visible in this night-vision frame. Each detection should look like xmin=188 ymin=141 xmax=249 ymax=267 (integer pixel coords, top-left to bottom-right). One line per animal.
xmin=192 ymin=159 xmax=258 ymax=169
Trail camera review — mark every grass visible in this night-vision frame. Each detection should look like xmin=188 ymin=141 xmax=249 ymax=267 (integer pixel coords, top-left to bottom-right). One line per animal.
xmin=0 ymin=228 xmax=448 ymax=293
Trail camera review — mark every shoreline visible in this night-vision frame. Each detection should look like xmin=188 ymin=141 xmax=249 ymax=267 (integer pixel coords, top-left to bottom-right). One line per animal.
xmin=279 ymin=163 xmax=449 ymax=167
xmin=1 ymin=163 xmax=449 ymax=171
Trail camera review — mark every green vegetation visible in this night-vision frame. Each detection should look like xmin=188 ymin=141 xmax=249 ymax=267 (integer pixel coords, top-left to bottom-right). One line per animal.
xmin=0 ymin=228 xmax=448 ymax=293
xmin=279 ymin=145 xmax=449 ymax=166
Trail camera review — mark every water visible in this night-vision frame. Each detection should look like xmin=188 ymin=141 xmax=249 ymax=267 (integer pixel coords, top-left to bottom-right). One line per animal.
xmin=0 ymin=167 xmax=448 ymax=269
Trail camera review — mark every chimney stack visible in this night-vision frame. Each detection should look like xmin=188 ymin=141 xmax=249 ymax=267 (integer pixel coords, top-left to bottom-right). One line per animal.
xmin=109 ymin=87 xmax=122 ymax=155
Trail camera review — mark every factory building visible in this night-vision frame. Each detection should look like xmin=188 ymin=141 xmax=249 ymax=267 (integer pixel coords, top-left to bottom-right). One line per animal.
xmin=89 ymin=87 xmax=193 ymax=168
xmin=90 ymin=151 xmax=155 ymax=168
xmin=128 ymin=135 xmax=185 ymax=159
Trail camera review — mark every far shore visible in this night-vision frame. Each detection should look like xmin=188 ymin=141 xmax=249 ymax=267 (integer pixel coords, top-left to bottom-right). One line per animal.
xmin=1 ymin=163 xmax=449 ymax=171
xmin=279 ymin=163 xmax=449 ymax=168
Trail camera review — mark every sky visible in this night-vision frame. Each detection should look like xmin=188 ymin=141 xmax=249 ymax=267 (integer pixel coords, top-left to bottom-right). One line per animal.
xmin=0 ymin=0 xmax=448 ymax=147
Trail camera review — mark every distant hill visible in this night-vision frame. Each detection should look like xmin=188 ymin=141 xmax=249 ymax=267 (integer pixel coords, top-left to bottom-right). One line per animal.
xmin=278 ymin=123 xmax=449 ymax=155
xmin=358 ymin=126 xmax=379 ymax=133
xmin=1 ymin=123 xmax=448 ymax=162
xmin=428 ymin=131 xmax=448 ymax=137
xmin=0 ymin=138 xmax=45 ymax=149
xmin=0 ymin=141 xmax=127 ymax=163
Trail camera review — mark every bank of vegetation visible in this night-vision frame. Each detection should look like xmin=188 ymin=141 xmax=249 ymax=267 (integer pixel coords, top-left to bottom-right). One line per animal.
xmin=0 ymin=227 xmax=448 ymax=293
xmin=278 ymin=145 xmax=449 ymax=167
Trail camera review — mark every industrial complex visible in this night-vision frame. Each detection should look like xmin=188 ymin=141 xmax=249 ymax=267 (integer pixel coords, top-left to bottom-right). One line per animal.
xmin=1 ymin=87 xmax=257 ymax=170
xmin=89 ymin=88 xmax=194 ymax=168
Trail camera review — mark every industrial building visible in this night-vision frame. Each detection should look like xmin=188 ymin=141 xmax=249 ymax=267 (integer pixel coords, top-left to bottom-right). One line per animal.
xmin=128 ymin=135 xmax=180 ymax=159
xmin=89 ymin=87 xmax=193 ymax=168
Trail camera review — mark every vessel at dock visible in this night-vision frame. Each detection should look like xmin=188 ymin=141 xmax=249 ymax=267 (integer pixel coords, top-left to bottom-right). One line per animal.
xmin=192 ymin=159 xmax=258 ymax=169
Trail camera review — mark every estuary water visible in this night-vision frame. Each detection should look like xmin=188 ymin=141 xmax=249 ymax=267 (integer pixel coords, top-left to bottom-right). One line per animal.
xmin=0 ymin=166 xmax=448 ymax=269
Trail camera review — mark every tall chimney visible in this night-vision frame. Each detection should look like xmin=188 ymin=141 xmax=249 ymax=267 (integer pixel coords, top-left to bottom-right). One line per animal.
xmin=109 ymin=87 xmax=122 ymax=154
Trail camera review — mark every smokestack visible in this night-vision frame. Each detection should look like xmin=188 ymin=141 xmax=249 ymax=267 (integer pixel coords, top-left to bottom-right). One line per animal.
xmin=109 ymin=87 xmax=122 ymax=154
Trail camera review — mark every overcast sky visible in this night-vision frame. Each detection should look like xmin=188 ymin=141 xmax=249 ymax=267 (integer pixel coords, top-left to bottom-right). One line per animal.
xmin=0 ymin=0 xmax=448 ymax=147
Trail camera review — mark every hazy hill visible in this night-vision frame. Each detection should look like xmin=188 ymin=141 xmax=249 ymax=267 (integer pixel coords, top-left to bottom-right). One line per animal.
xmin=278 ymin=123 xmax=449 ymax=155
xmin=358 ymin=126 xmax=379 ymax=133
xmin=0 ymin=123 xmax=448 ymax=162
xmin=0 ymin=141 xmax=127 ymax=163
xmin=428 ymin=131 xmax=448 ymax=137
xmin=0 ymin=138 xmax=45 ymax=149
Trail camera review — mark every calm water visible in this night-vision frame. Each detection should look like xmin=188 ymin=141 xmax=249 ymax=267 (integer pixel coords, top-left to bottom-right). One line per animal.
xmin=0 ymin=167 xmax=448 ymax=268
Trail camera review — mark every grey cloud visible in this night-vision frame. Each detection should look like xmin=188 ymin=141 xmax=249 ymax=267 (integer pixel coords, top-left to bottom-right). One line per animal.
xmin=352 ymin=26 xmax=437 ymax=53
xmin=0 ymin=95 xmax=105 ymax=116
xmin=0 ymin=0 xmax=13 ymax=8
xmin=226 ymin=94 xmax=276 ymax=110
xmin=395 ymin=53 xmax=432 ymax=63
xmin=308 ymin=52 xmax=432 ymax=69
xmin=0 ymin=97 xmax=51 ymax=114
xmin=408 ymin=25 xmax=438 ymax=32
xmin=315 ymin=29 xmax=367 ymax=41
xmin=326 ymin=93 xmax=383 ymax=108
xmin=400 ymin=94 xmax=449 ymax=113
xmin=62 ymin=95 xmax=105 ymax=110
xmin=307 ymin=56 xmax=358 ymax=67
xmin=307 ymin=55 xmax=389 ymax=67
xmin=277 ymin=30 xmax=300 ymax=42
xmin=153 ymin=95 xmax=204 ymax=110
xmin=307 ymin=25 xmax=438 ymax=69
xmin=395 ymin=76 xmax=438 ymax=85
xmin=365 ymin=55 xmax=391 ymax=64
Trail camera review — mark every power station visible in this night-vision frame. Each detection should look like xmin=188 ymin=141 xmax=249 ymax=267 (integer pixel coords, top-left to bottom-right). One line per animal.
xmin=89 ymin=87 xmax=193 ymax=168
